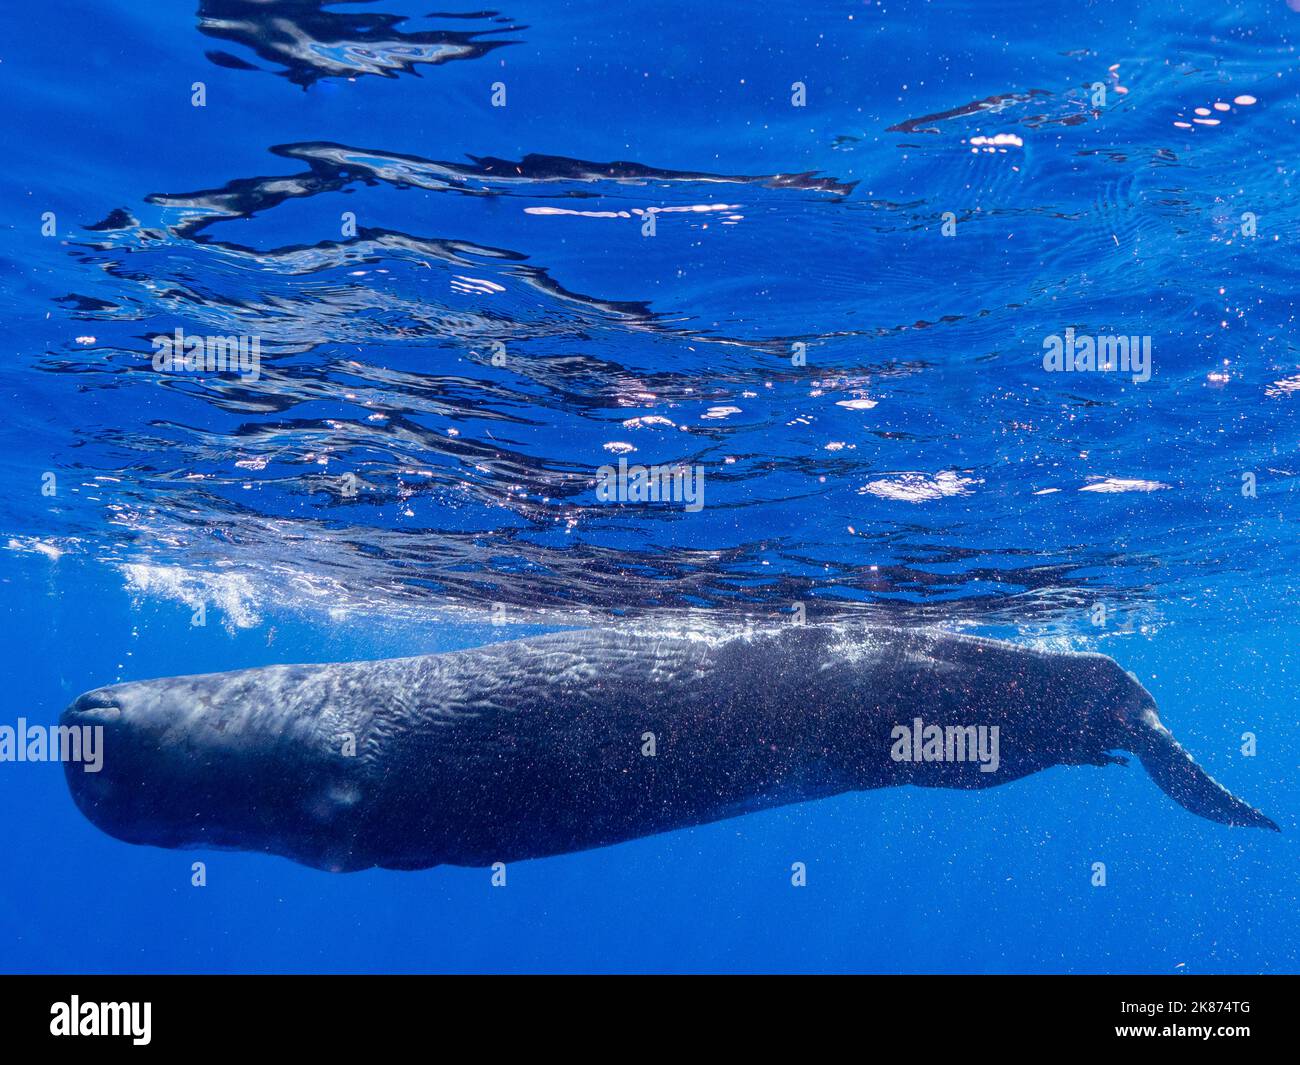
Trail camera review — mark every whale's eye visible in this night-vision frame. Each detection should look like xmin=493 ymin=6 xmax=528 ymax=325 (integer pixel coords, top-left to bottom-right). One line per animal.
xmin=305 ymin=782 xmax=363 ymax=822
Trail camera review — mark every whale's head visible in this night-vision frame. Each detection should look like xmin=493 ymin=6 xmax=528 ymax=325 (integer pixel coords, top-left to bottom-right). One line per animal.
xmin=61 ymin=666 xmax=378 ymax=871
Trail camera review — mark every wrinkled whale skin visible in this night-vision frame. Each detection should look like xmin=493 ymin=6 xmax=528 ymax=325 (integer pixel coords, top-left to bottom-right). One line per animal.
xmin=62 ymin=628 xmax=1277 ymax=871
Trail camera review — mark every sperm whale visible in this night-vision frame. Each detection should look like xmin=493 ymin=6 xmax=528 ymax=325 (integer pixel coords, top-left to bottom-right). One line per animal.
xmin=61 ymin=628 xmax=1278 ymax=871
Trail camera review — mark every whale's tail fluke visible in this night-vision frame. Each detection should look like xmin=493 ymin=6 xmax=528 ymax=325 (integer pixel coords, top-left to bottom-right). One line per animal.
xmin=1131 ymin=708 xmax=1279 ymax=831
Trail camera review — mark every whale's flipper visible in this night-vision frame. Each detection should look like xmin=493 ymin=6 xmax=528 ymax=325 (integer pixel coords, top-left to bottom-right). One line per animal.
xmin=1132 ymin=709 xmax=1279 ymax=831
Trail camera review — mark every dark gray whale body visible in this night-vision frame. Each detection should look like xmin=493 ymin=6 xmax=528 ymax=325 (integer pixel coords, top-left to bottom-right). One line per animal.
xmin=62 ymin=628 xmax=1277 ymax=871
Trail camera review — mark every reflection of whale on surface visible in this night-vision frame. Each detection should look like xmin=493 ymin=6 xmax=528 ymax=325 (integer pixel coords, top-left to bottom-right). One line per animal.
xmin=196 ymin=1 xmax=523 ymax=86
xmin=63 ymin=628 xmax=1278 ymax=872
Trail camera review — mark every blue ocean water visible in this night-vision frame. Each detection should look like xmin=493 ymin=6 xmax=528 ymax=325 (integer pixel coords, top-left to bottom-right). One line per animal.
xmin=0 ymin=0 xmax=1297 ymax=973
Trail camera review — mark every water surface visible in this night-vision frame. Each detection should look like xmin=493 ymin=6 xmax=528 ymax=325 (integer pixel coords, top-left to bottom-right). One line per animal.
xmin=0 ymin=0 xmax=1295 ymax=973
